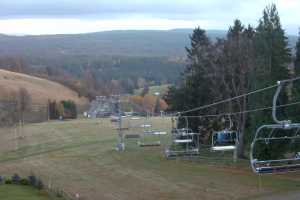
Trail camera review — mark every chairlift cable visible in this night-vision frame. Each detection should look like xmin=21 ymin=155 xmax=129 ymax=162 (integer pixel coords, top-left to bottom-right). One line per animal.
xmin=176 ymin=100 xmax=300 ymax=118
xmin=177 ymin=76 xmax=300 ymax=115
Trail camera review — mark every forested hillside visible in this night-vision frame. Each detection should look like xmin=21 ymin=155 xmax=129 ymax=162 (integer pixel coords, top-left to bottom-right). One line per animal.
xmin=0 ymin=29 xmax=297 ymax=99
xmin=0 ymin=29 xmax=227 ymax=57
xmin=0 ymin=29 xmax=297 ymax=57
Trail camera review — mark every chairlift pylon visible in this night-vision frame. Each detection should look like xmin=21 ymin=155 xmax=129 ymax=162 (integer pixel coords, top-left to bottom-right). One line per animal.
xmin=250 ymin=81 xmax=300 ymax=174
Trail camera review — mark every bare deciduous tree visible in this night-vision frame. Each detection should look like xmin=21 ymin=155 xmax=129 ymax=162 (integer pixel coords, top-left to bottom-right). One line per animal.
xmin=17 ymin=87 xmax=32 ymax=125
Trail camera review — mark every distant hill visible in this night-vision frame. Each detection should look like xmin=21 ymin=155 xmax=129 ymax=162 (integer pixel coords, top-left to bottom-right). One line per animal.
xmin=0 ymin=29 xmax=297 ymax=57
xmin=0 ymin=29 xmax=206 ymax=57
xmin=0 ymin=29 xmax=297 ymax=95
xmin=0 ymin=69 xmax=88 ymax=105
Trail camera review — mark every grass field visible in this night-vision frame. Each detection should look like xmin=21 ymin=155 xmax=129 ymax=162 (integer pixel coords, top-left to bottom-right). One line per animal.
xmin=0 ymin=117 xmax=299 ymax=200
xmin=0 ymin=184 xmax=58 ymax=200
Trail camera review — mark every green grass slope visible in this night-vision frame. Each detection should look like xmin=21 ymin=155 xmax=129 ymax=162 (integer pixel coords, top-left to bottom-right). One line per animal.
xmin=0 ymin=185 xmax=58 ymax=200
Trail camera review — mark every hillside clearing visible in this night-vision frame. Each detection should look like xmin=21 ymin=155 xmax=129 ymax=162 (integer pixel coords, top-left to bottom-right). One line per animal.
xmin=0 ymin=69 xmax=87 ymax=105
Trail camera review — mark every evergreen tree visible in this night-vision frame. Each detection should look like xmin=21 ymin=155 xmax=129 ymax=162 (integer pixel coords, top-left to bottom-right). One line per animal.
xmin=251 ymin=4 xmax=292 ymax=159
xmin=165 ymin=27 xmax=213 ymax=131
xmin=251 ymin=4 xmax=291 ymax=128
xmin=255 ymin=4 xmax=291 ymax=83
xmin=295 ymin=30 xmax=300 ymax=75
xmin=289 ymin=30 xmax=300 ymax=125
xmin=184 ymin=27 xmax=213 ymax=111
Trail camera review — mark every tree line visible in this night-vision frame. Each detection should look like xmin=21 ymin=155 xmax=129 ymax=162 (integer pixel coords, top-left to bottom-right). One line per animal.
xmin=0 ymin=86 xmax=78 ymax=126
xmin=165 ymin=4 xmax=300 ymax=158
xmin=0 ymin=87 xmax=32 ymax=126
xmin=0 ymin=55 xmax=182 ymax=101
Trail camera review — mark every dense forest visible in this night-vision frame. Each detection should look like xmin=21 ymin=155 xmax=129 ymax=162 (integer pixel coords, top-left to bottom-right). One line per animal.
xmin=165 ymin=4 xmax=300 ymax=158
xmin=0 ymin=29 xmax=298 ymax=100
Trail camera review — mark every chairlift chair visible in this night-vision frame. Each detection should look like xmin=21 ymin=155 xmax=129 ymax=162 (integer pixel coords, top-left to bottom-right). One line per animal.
xmin=211 ymin=130 xmax=238 ymax=151
xmin=250 ymin=81 xmax=300 ymax=174
xmin=165 ymin=116 xmax=200 ymax=158
xmin=110 ymin=115 xmax=120 ymax=123
xmin=125 ymin=134 xmax=141 ymax=139
xmin=138 ymin=117 xmax=167 ymax=147
xmin=211 ymin=115 xmax=239 ymax=152
xmin=123 ymin=116 xmax=143 ymax=139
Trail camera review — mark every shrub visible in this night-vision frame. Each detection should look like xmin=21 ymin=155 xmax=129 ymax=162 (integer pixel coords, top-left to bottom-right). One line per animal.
xmin=20 ymin=178 xmax=29 ymax=185
xmin=11 ymin=173 xmax=21 ymax=184
xmin=5 ymin=179 xmax=12 ymax=184
xmin=61 ymin=100 xmax=77 ymax=119
xmin=49 ymin=100 xmax=77 ymax=120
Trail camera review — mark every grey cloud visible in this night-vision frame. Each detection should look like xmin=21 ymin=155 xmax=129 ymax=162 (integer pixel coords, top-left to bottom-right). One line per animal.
xmin=0 ymin=0 xmax=298 ymax=34
xmin=0 ymin=0 xmax=243 ymax=20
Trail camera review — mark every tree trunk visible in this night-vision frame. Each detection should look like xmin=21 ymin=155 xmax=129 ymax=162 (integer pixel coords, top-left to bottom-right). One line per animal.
xmin=237 ymin=96 xmax=247 ymax=158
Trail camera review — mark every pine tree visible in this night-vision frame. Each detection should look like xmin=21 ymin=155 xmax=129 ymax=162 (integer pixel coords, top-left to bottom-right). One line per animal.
xmin=184 ymin=27 xmax=213 ymax=110
xmin=295 ymin=30 xmax=300 ymax=75
xmin=252 ymin=4 xmax=292 ymax=159
xmin=165 ymin=27 xmax=213 ymax=131
xmin=289 ymin=30 xmax=300 ymax=124
xmin=255 ymin=4 xmax=291 ymax=83
xmin=252 ymin=4 xmax=291 ymax=126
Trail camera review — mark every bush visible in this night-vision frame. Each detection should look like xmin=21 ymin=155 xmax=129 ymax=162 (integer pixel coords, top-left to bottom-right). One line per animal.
xmin=61 ymin=100 xmax=77 ymax=119
xmin=5 ymin=179 xmax=12 ymax=184
xmin=11 ymin=173 xmax=21 ymax=184
xmin=2 ymin=174 xmax=47 ymax=193
xmin=20 ymin=178 xmax=29 ymax=185
xmin=49 ymin=100 xmax=77 ymax=120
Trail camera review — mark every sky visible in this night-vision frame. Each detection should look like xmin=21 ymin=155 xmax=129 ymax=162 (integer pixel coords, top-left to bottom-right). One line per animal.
xmin=0 ymin=0 xmax=299 ymax=35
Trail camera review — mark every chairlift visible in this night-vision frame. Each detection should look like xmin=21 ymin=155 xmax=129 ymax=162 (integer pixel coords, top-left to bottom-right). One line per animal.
xmin=211 ymin=131 xmax=238 ymax=151
xmin=211 ymin=115 xmax=239 ymax=152
xmin=165 ymin=116 xmax=200 ymax=158
xmin=123 ymin=116 xmax=143 ymax=139
xmin=110 ymin=115 xmax=120 ymax=123
xmin=138 ymin=116 xmax=167 ymax=147
xmin=131 ymin=117 xmax=141 ymax=120
xmin=140 ymin=124 xmax=152 ymax=128
xmin=250 ymin=81 xmax=300 ymax=174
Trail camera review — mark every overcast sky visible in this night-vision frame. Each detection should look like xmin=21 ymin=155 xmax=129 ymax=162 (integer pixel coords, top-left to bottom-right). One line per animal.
xmin=0 ymin=0 xmax=299 ymax=35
